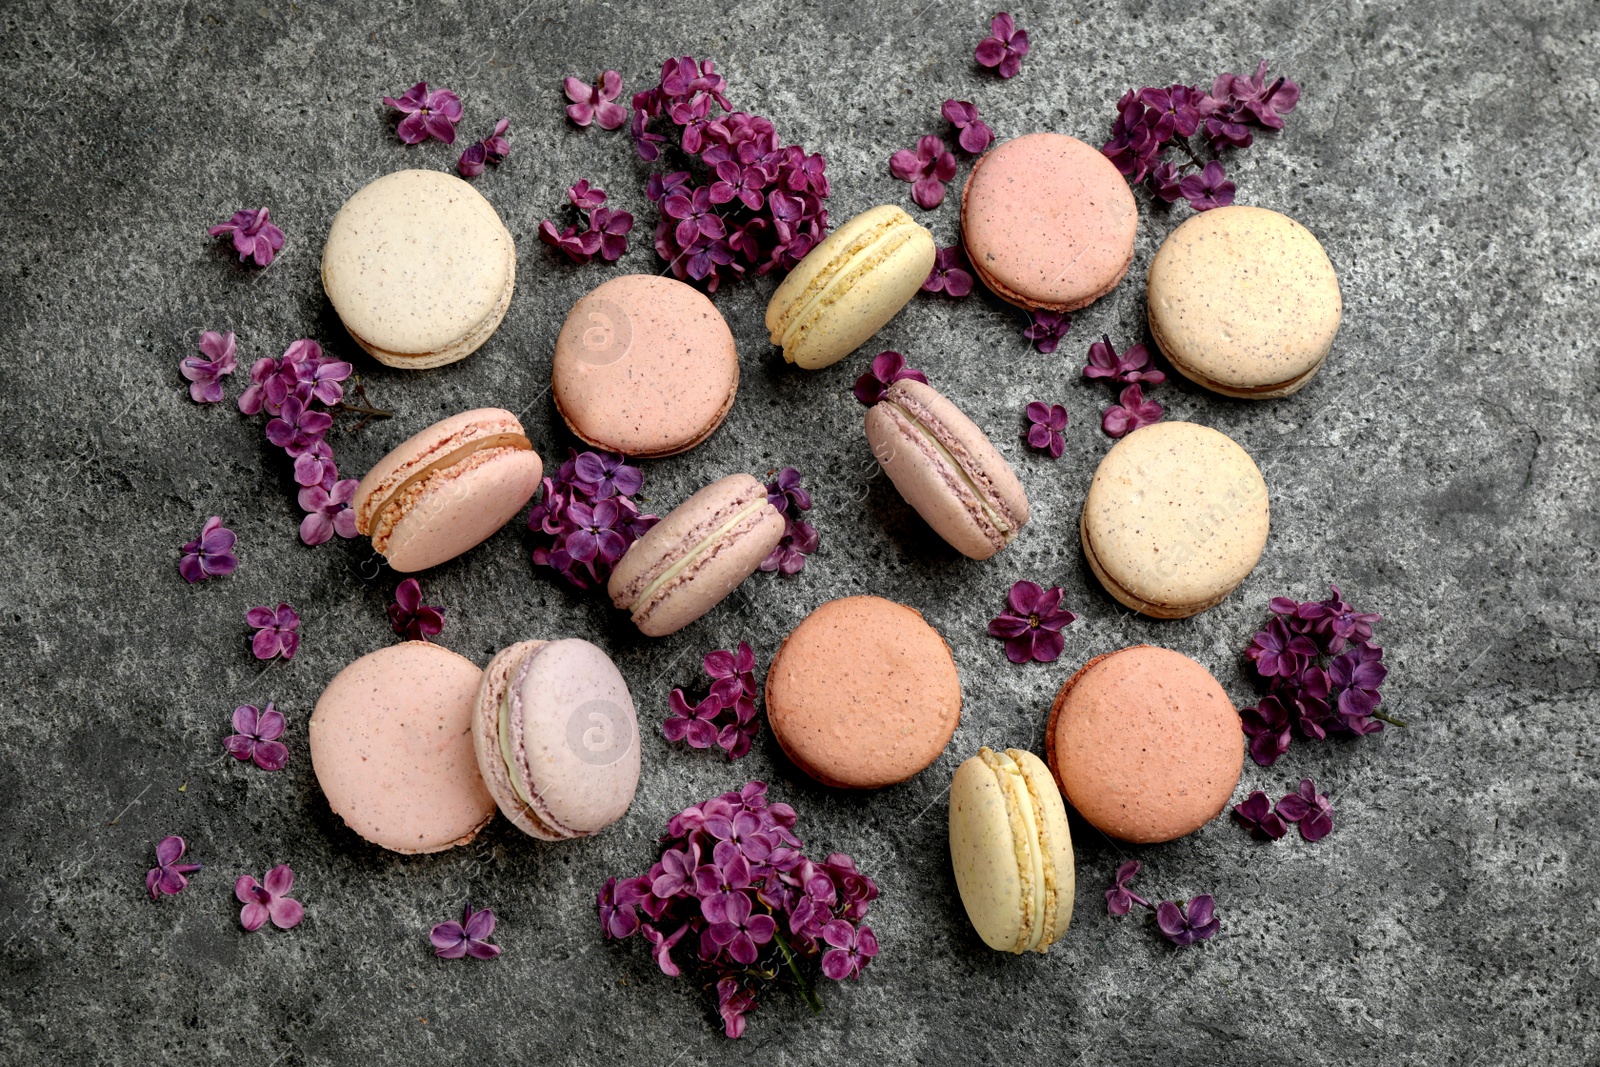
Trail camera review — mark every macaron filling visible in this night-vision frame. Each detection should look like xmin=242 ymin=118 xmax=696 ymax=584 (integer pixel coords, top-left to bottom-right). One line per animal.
xmin=774 ymin=222 xmax=919 ymax=354
xmin=626 ymin=494 xmax=777 ymax=614
xmin=363 ymin=430 xmax=532 ymax=541
xmin=985 ymin=749 xmax=1050 ymax=952
xmin=879 ymin=399 xmax=1014 ymax=539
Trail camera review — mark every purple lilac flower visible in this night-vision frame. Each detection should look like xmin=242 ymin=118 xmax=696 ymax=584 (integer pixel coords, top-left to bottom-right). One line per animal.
xmin=573 ymin=451 xmax=643 ymax=499
xmin=568 ymin=179 xmax=608 ymax=211
xmin=1275 ymin=778 xmax=1333 ymax=841
xmin=760 ymin=469 xmax=817 ymax=577
xmin=942 ymin=99 xmax=994 ymax=153
xmin=820 ymin=920 xmax=878 ymax=979
xmin=1155 ymin=895 xmax=1219 ymax=947
xmin=765 ymin=468 xmax=811 ymax=516
xmin=292 ymin=354 xmax=353 ymax=406
xmin=1083 ymin=335 xmax=1166 ymax=385
xmin=1232 ymin=789 xmax=1288 ymax=839
xmin=1179 ymin=160 xmax=1236 ymax=211
xmin=1101 ymin=384 xmax=1164 ymax=438
xmin=889 ymin=135 xmax=958 ymax=209
xmin=565 ymin=70 xmax=628 ymax=130
xmin=1140 ymin=84 xmax=1205 ymax=138
xmin=389 ymin=578 xmax=444 ymax=642
xmin=718 ymin=977 xmax=758 ymax=1039
xmin=383 ymin=81 xmax=463 ymax=144
xmin=1240 ymin=694 xmax=1293 ymax=767
xmin=224 ymin=702 xmax=288 ymax=771
xmin=529 ymin=450 xmax=657 ymax=591
xmin=1203 ymin=61 xmax=1299 ymax=149
xmin=1329 ymin=643 xmax=1387 ymax=729
xmin=564 ymin=499 xmax=629 ymax=565
xmin=1104 ymin=860 xmax=1147 ymax=916
xmin=179 ymin=516 xmax=238 ymax=583
xmin=589 ymin=207 xmax=635 ymax=261
xmin=246 ymin=603 xmax=300 ymax=661
xmin=265 ymin=395 xmax=333 ymax=458
xmin=1148 ymin=160 xmax=1184 ymax=202
xmin=208 ymin=208 xmax=285 ymax=267
xmin=988 ymin=581 xmax=1077 ymax=664
xmin=458 ymin=118 xmax=511 ymax=178
xmin=1024 ymin=402 xmax=1068 ymax=459
xmin=1248 ymin=616 xmax=1319 ymax=679
xmin=146 ymin=836 xmax=201 ymax=900
xmin=292 ymin=438 xmax=337 ymax=488
xmin=1023 ymin=310 xmax=1070 ymax=353
xmin=665 ymin=689 xmax=723 ymax=749
xmin=1292 ymin=584 xmax=1382 ymax=654
xmin=922 ymin=245 xmax=974 ymax=297
xmin=431 ymin=902 xmax=502 ymax=959
xmin=539 ymin=220 xmax=602 ymax=264
xmin=853 ymin=350 xmax=929 ymax=406
xmin=1102 ymin=93 xmax=1166 ymax=182
xmin=297 ymin=477 xmax=359 ymax=546
xmin=182 ymin=331 xmax=237 ymax=403
xmin=235 ymin=864 xmax=304 ymax=931
xmin=974 ymin=12 xmax=1030 ymax=79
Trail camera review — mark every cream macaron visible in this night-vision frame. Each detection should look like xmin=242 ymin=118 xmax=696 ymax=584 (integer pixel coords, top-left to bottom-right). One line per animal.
xmin=766 ymin=205 xmax=935 ymax=370
xmin=1080 ymin=421 xmax=1269 ymax=618
xmin=1147 ymin=205 xmax=1342 ymax=398
xmin=949 ymin=747 xmax=1075 ymax=954
xmin=322 ymin=170 xmax=516 ymax=369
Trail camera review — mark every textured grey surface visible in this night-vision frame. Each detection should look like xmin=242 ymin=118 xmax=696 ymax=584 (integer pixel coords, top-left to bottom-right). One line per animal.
xmin=2 ymin=0 xmax=1598 ymax=1063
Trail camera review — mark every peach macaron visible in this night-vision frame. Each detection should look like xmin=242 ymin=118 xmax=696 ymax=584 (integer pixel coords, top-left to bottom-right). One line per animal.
xmin=310 ymin=643 xmax=496 ymax=853
xmin=1046 ymin=645 xmax=1243 ymax=843
xmin=766 ymin=596 xmax=961 ymax=789
xmin=961 ymin=133 xmax=1137 ymax=311
xmin=552 ymin=275 xmax=739 ymax=458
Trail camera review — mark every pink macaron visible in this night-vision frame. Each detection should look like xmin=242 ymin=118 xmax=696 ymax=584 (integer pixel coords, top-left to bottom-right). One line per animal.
xmin=353 ymin=408 xmax=543 ymax=573
xmin=961 ymin=132 xmax=1138 ymax=311
xmin=310 ymin=643 xmax=496 ymax=854
xmin=471 ymin=638 xmax=640 ymax=840
xmin=607 ymin=474 xmax=787 ymax=637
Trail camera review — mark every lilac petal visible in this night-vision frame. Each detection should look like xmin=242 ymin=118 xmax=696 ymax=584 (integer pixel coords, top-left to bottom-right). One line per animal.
xmin=1275 ymin=792 xmax=1312 ymax=822
xmin=463 ymin=906 xmax=496 ymax=941
xmin=245 ymin=606 xmax=275 ymax=628
xmin=1154 ymin=900 xmax=1188 ymax=941
xmin=974 ymin=37 xmax=1007 ymax=68
xmin=255 ymin=708 xmax=285 ymax=741
xmin=156 ymin=836 xmax=186 ymax=866
xmin=1300 ymin=808 xmax=1334 ymax=842
xmin=987 ymin=614 xmax=1031 ymax=639
xmin=251 ymin=629 xmax=281 ymax=660
xmin=223 ymin=735 xmax=256 ymax=761
xmin=1186 ymin=894 xmax=1216 ymax=928
xmin=268 ymin=895 xmax=304 ymax=929
xmin=252 ymin=741 xmax=289 ymax=772
xmin=431 ymin=922 xmax=466 ymax=952
xmin=464 ymin=938 xmax=502 ymax=959
xmin=239 ymin=901 xmax=270 ymax=931
xmin=263 ymin=864 xmax=294 ymax=897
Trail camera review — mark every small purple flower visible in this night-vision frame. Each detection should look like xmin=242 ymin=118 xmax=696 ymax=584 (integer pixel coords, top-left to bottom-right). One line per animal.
xmin=246 ymin=602 xmax=300 ymax=661
xmin=717 ymin=977 xmax=757 ymax=1039
xmin=765 ymin=468 xmax=812 ymax=516
xmin=389 ymin=578 xmax=444 ymax=642
xmin=208 ymin=208 xmax=285 ymax=267
xmin=431 ymin=902 xmax=502 ymax=959
xmin=292 ymin=354 xmax=353 ymax=407
xmin=652 ymin=843 xmax=701 ymax=898
xmin=706 ymin=892 xmax=776 ymax=966
xmin=988 ymin=581 xmax=1077 ymax=664
xmin=922 ymin=245 xmax=974 ymax=297
xmin=974 ymin=12 xmax=1030 ymax=79
xmin=1247 ymin=617 xmax=1320 ymax=679
xmin=1102 ymin=383 xmax=1164 ymax=438
xmin=1329 ymin=644 xmax=1387 ymax=725
xmin=383 ymin=81 xmax=463 ymax=145
xmin=710 ymin=160 xmax=768 ymax=211
xmin=1296 ymin=584 xmax=1382 ymax=653
xmin=1102 ymin=93 xmax=1166 ymax=182
xmin=1232 ymin=789 xmax=1288 ymax=839
xmin=565 ymin=70 xmax=628 ymax=130
xmin=1240 ymin=694 xmax=1293 ymax=766
xmin=695 ymin=852 xmax=754 ymax=924
xmin=853 ymin=350 xmax=929 ymax=406
xmin=297 ymin=477 xmax=359 ymax=546
xmin=182 ymin=331 xmax=237 ymax=403
xmin=179 ymin=516 xmax=238 ymax=583
xmin=1155 ymin=895 xmax=1219 ymax=947
xmin=1139 ymin=84 xmax=1205 ymax=138
xmin=564 ymin=499 xmax=629 ymax=565
xmin=572 ymin=451 xmax=643 ymax=500
xmin=1179 ymin=160 xmax=1236 ymax=211
xmin=1023 ymin=310 xmax=1071 ymax=353
xmin=820 ymin=920 xmax=878 ymax=979
xmin=224 ymin=702 xmax=288 ymax=771
xmin=292 ymin=438 xmax=337 ymax=488
xmin=1147 ymin=160 xmax=1184 ymax=203
xmin=235 ymin=864 xmax=304 ymax=931
xmin=538 ymin=219 xmax=602 ymax=264
xmin=1083 ymin=335 xmax=1166 ymax=385
xmin=598 ymin=876 xmax=647 ymax=939
xmin=1024 ymin=402 xmax=1068 ymax=459
xmin=1275 ymin=778 xmax=1333 ymax=842
xmin=705 ymin=641 xmax=758 ymax=708
xmin=664 ymin=185 xmax=727 ymax=247
xmin=664 ymin=689 xmax=722 ymax=749
xmin=645 ymin=922 xmax=689 ymax=977
xmin=588 ymin=207 xmax=635 ymax=262
xmin=942 ymin=99 xmax=994 ymax=153
xmin=759 ymin=518 xmax=819 ymax=576
xmin=457 ymin=118 xmax=511 ymax=177
xmin=888 ymin=135 xmax=958 ymax=209
xmin=1104 ymin=860 xmax=1147 ymax=916
xmin=568 ymin=179 xmax=608 ymax=211
xmin=265 ymin=395 xmax=333 ymax=458
xmin=146 ymin=836 xmax=201 ymax=900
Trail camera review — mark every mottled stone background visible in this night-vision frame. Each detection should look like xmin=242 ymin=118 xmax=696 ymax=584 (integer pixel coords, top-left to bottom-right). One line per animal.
xmin=2 ymin=0 xmax=1596 ymax=1063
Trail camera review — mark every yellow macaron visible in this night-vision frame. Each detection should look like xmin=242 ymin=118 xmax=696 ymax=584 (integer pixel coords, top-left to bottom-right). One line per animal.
xmin=948 ymin=747 xmax=1075 ymax=954
xmin=765 ymin=205 xmax=935 ymax=370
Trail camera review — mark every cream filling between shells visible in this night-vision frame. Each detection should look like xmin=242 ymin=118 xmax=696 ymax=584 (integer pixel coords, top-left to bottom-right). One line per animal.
xmin=628 ymin=495 xmax=775 ymax=614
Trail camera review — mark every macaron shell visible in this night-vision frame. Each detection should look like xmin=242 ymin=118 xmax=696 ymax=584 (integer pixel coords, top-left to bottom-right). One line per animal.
xmin=473 ymin=641 xmax=565 ymax=841
xmin=1046 ymin=645 xmax=1244 ymax=843
xmin=765 ymin=596 xmax=961 ymax=789
xmin=322 ymin=170 xmax=515 ymax=365
xmin=1147 ymin=205 xmax=1342 ymax=398
xmin=378 ymin=448 xmax=543 ymax=573
xmin=309 ymin=643 xmax=495 ymax=854
xmin=949 ymin=754 xmax=1028 ymax=952
xmin=1081 ymin=421 xmax=1268 ymax=617
xmin=961 ymin=133 xmax=1137 ymax=311
xmin=552 ymin=275 xmax=739 ymax=458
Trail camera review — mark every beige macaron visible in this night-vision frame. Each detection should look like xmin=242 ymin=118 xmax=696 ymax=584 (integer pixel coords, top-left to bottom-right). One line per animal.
xmin=766 ymin=205 xmax=935 ymax=370
xmin=949 ymin=747 xmax=1075 ymax=954
xmin=1080 ymin=421 xmax=1269 ymax=618
xmin=322 ymin=170 xmax=516 ymax=369
xmin=1147 ymin=205 xmax=1341 ymax=398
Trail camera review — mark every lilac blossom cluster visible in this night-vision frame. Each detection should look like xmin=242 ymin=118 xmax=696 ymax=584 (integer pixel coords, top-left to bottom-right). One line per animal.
xmin=1241 ymin=585 xmax=1392 ymax=766
xmin=760 ymin=467 xmax=817 ymax=576
xmin=1082 ymin=334 xmax=1167 ymax=438
xmin=664 ymin=641 xmax=762 ymax=759
xmin=598 ymin=781 xmax=879 ymax=1039
xmin=632 ymin=57 xmax=831 ymax=291
xmin=1102 ymin=61 xmax=1299 ymax=212
xmin=539 ymin=180 xmax=635 ymax=264
xmin=528 ymin=449 xmax=659 ymax=591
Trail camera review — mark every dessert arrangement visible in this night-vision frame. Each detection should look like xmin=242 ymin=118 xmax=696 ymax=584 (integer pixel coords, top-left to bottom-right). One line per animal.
xmin=158 ymin=15 xmax=1402 ymax=1041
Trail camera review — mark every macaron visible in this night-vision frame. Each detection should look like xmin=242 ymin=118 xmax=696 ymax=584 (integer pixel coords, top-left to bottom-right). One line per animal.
xmin=766 ymin=596 xmax=961 ymax=789
xmin=765 ymin=205 xmax=935 ymax=370
xmin=1080 ymin=421 xmax=1268 ymax=618
xmin=607 ymin=474 xmax=786 ymax=637
xmin=552 ymin=275 xmax=739 ymax=458
xmin=353 ymin=408 xmax=543 ymax=573
xmin=865 ymin=378 xmax=1029 ymax=560
xmin=471 ymin=639 xmax=640 ymax=841
xmin=960 ymin=133 xmax=1137 ymax=311
xmin=309 ymin=643 xmax=495 ymax=854
xmin=322 ymin=169 xmax=515 ymax=369
xmin=949 ymin=747 xmax=1075 ymax=954
xmin=1147 ymin=205 xmax=1342 ymax=398
xmin=1045 ymin=645 xmax=1243 ymax=843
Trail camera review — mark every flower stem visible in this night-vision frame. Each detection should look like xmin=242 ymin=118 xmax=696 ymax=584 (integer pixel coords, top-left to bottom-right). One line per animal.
xmin=333 ymin=400 xmax=394 ymax=419
xmin=773 ymin=932 xmax=822 ymax=1015
xmin=1372 ymin=708 xmax=1409 ymax=728
xmin=1171 ymin=134 xmax=1207 ymax=170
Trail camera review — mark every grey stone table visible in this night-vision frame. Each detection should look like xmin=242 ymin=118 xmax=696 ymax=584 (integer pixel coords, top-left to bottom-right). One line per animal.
xmin=2 ymin=1 xmax=1596 ymax=1063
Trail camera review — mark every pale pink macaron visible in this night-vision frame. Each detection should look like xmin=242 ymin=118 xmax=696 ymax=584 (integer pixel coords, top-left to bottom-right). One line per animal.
xmin=961 ymin=132 xmax=1138 ymax=311
xmin=552 ymin=275 xmax=739 ymax=458
xmin=471 ymin=639 xmax=640 ymax=840
xmin=865 ymin=379 xmax=1030 ymax=560
xmin=352 ymin=408 xmax=543 ymax=573
xmin=607 ymin=474 xmax=786 ymax=637
xmin=309 ymin=643 xmax=496 ymax=854
xmin=1045 ymin=645 xmax=1243 ymax=843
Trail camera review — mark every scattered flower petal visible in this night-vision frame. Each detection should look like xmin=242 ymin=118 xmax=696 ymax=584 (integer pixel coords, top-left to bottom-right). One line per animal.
xmin=236 ymin=864 xmax=304 ymax=931
xmin=431 ymin=902 xmax=502 ymax=959
xmin=383 ymin=81 xmax=463 ymax=145
xmin=853 ymin=350 xmax=929 ymax=406
xmin=922 ymin=245 xmax=974 ymax=297
xmin=1101 ymin=383 xmax=1164 ymax=438
xmin=388 ymin=578 xmax=444 ymax=642
xmin=146 ymin=836 xmax=202 ymax=901
xmin=179 ymin=516 xmax=238 ymax=583
xmin=182 ymin=331 xmax=237 ymax=403
xmin=987 ymin=581 xmax=1077 ymax=663
xmin=974 ymin=12 xmax=1030 ymax=79
xmin=208 ymin=208 xmax=284 ymax=267
xmin=224 ymin=702 xmax=289 ymax=771
xmin=247 ymin=602 xmax=300 ymax=661
xmin=1024 ymin=401 xmax=1068 ymax=459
